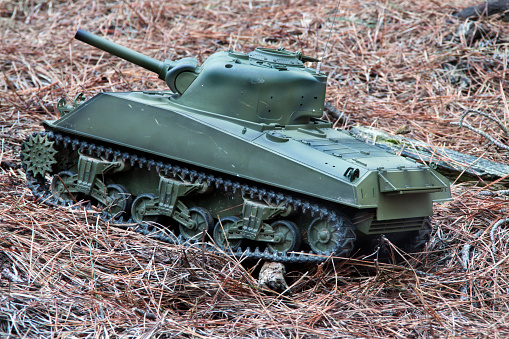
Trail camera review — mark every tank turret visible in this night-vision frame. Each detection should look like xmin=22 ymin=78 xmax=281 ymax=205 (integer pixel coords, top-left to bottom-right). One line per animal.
xmin=76 ymin=29 xmax=326 ymax=125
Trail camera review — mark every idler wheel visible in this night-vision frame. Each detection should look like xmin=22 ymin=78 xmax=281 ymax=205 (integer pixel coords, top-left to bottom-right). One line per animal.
xmin=400 ymin=217 xmax=432 ymax=254
xmin=179 ymin=207 xmax=214 ymax=241
xmin=131 ymin=194 xmax=159 ymax=223
xmin=103 ymin=184 xmax=132 ymax=219
xmin=267 ymin=220 xmax=301 ymax=254
xmin=213 ymin=216 xmax=243 ymax=251
xmin=50 ymin=171 xmax=77 ymax=203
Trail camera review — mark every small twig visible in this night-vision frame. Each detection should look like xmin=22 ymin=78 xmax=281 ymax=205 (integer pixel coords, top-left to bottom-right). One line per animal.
xmin=452 ymin=109 xmax=509 ymax=151
xmin=490 ymin=218 xmax=509 ymax=254
xmin=461 ymin=243 xmax=471 ymax=271
xmin=475 ymin=190 xmax=509 ymax=197
xmin=325 ymin=101 xmax=348 ymax=122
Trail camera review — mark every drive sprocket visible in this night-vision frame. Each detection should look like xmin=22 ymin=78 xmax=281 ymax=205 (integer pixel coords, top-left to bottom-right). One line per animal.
xmin=21 ymin=133 xmax=57 ymax=177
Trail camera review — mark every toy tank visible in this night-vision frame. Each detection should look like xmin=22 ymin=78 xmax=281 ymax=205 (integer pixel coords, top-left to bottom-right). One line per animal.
xmin=21 ymin=29 xmax=451 ymax=263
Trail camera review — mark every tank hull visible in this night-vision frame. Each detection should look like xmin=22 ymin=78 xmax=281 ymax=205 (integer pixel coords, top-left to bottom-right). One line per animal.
xmin=43 ymin=91 xmax=450 ymax=228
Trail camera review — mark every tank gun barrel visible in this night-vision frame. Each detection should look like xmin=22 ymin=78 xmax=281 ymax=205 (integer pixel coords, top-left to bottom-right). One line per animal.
xmin=75 ymin=29 xmax=199 ymax=94
xmin=75 ymin=29 xmax=165 ymax=75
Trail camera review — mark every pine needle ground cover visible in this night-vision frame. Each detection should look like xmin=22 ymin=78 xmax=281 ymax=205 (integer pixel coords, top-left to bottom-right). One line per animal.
xmin=1 ymin=1 xmax=508 ymax=337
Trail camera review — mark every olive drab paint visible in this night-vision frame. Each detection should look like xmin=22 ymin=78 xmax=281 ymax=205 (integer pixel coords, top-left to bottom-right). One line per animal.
xmin=23 ymin=30 xmax=451 ymax=260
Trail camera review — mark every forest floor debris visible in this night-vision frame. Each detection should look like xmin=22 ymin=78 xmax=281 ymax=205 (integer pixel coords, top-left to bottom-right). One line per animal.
xmin=1 ymin=0 xmax=509 ymax=337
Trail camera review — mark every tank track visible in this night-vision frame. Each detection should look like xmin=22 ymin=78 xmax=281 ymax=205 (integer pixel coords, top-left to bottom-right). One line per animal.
xmin=23 ymin=131 xmax=357 ymax=264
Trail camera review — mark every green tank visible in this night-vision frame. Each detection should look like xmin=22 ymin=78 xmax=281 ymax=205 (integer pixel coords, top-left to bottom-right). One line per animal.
xmin=21 ymin=29 xmax=451 ymax=263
